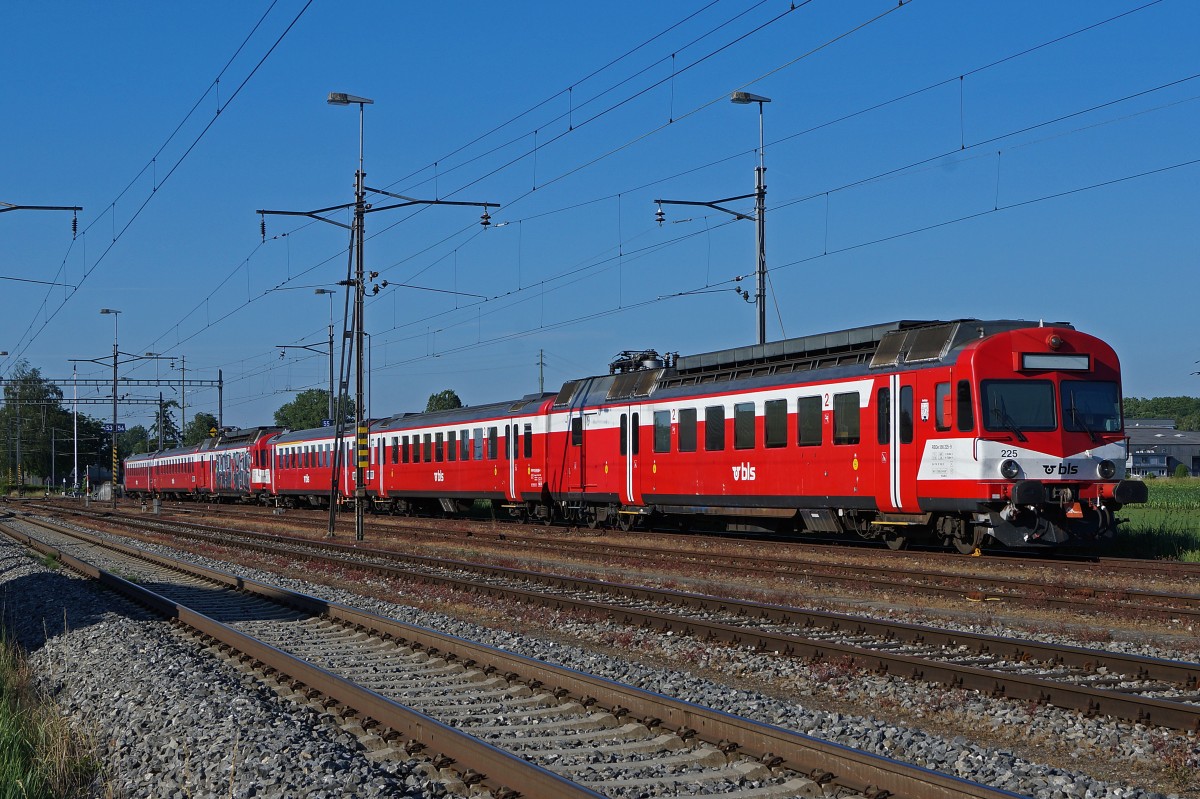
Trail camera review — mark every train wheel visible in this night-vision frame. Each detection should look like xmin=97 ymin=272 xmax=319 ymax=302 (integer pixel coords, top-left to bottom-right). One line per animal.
xmin=585 ymin=509 xmax=600 ymax=529
xmin=617 ymin=513 xmax=634 ymax=532
xmin=884 ymin=533 xmax=909 ymax=551
xmin=951 ymin=527 xmax=985 ymax=555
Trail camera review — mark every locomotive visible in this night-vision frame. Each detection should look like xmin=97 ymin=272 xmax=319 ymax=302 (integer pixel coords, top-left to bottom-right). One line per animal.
xmin=124 ymin=319 xmax=1147 ymax=550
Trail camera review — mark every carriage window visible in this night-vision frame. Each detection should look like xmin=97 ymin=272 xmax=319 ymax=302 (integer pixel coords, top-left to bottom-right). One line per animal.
xmin=734 ymin=402 xmax=755 ymax=450
xmin=877 ymin=387 xmax=890 ymax=445
xmin=899 ymin=385 xmax=913 ymax=444
xmin=448 ymin=431 xmax=457 ymax=462
xmin=505 ymin=425 xmax=513 ymax=460
xmin=935 ymin=382 xmax=951 ymax=431
xmin=957 ymin=380 xmax=975 ymax=432
xmin=423 ymin=433 xmax=432 ymax=462
xmin=411 ymin=436 xmax=421 ymax=463
xmin=1061 ymin=380 xmax=1121 ymax=434
xmin=460 ymin=430 xmax=470 ymax=460
xmin=523 ymin=423 xmax=533 ymax=458
xmin=391 ymin=436 xmax=399 ymax=464
xmin=620 ymin=414 xmax=628 ymax=456
xmin=487 ymin=427 xmax=497 ymax=459
xmin=435 ymin=432 xmax=444 ymax=462
xmin=401 ymin=435 xmax=409 ymax=464
xmin=474 ymin=428 xmax=484 ymax=460
xmin=571 ymin=416 xmax=583 ymax=446
xmin=653 ymin=410 xmax=671 ymax=453
xmin=797 ymin=396 xmax=822 ymax=447
xmin=764 ymin=399 xmax=787 ymax=449
xmin=705 ymin=406 xmax=725 ymax=451
xmin=631 ymin=413 xmax=640 ymax=454
xmin=833 ymin=392 xmax=860 ymax=445
xmin=678 ymin=408 xmax=697 ymax=452
xmin=981 ymin=380 xmax=1056 ymax=433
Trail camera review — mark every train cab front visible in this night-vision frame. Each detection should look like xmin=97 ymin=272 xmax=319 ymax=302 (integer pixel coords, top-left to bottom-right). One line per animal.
xmin=967 ymin=326 xmax=1146 ymax=548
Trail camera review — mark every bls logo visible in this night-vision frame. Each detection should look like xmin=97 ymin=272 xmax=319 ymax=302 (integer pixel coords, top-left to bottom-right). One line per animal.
xmin=1042 ymin=463 xmax=1078 ymax=475
xmin=433 ymin=470 xmax=445 ymax=482
xmin=731 ymin=463 xmax=756 ymax=481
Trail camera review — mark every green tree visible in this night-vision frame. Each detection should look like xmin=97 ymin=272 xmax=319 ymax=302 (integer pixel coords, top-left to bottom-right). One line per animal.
xmin=183 ymin=412 xmax=220 ymax=445
xmin=1175 ymin=464 xmax=1191 ymax=479
xmin=118 ymin=425 xmax=151 ymax=455
xmin=149 ymin=399 xmax=183 ymax=448
xmin=1124 ymin=396 xmax=1200 ymax=430
xmin=426 ymin=389 xmax=463 ymax=412
xmin=1 ymin=361 xmax=109 ymax=490
xmin=274 ymin=389 xmax=355 ymax=431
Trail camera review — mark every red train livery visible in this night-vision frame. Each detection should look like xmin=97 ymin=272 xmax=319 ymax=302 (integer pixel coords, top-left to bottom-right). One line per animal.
xmin=125 ymin=319 xmax=1147 ymax=550
xmin=124 ymin=427 xmax=279 ymax=502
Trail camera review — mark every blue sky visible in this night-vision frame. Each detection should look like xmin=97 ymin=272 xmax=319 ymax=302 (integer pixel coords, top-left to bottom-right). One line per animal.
xmin=2 ymin=0 xmax=1196 ymax=431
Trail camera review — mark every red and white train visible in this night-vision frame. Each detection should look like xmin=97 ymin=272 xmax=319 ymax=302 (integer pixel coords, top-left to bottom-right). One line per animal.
xmin=124 ymin=319 xmax=1147 ymax=550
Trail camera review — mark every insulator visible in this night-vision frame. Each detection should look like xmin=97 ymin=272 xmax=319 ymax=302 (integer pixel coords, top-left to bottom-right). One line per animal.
xmin=480 ymin=210 xmax=491 ymax=228
xmin=655 ymin=206 xmax=665 ymax=226
xmin=71 ymin=213 xmax=78 ymax=239
xmin=260 ymin=216 xmax=266 ymax=242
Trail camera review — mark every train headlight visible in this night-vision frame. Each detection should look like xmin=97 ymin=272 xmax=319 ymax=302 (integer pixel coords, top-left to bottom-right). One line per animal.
xmin=1000 ymin=459 xmax=1021 ymax=480
xmin=1098 ymin=460 xmax=1116 ymax=479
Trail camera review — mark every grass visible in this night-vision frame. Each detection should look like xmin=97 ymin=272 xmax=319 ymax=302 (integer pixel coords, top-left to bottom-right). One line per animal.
xmin=0 ymin=630 xmax=98 ymax=799
xmin=1113 ymin=478 xmax=1200 ymax=560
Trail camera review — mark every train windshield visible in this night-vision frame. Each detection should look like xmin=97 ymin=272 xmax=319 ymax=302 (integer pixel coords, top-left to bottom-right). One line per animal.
xmin=1061 ymin=380 xmax=1121 ymax=434
xmin=980 ymin=380 xmax=1057 ymax=436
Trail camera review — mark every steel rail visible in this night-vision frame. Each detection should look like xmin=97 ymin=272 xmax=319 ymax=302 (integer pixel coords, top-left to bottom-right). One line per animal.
xmin=40 ymin=501 xmax=1200 ymax=622
xmin=0 ymin=521 xmax=602 ymax=799
xmin=25 ymin=507 xmax=1200 ymax=732
xmin=1 ymin=514 xmax=1028 ymax=799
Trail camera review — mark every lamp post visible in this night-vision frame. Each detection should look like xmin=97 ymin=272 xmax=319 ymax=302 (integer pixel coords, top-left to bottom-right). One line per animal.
xmin=99 ymin=308 xmax=121 ymax=507
xmin=328 ymin=91 xmax=372 ymax=545
xmin=258 ymin=93 xmax=496 ymax=541
xmin=314 ymin=288 xmax=336 ymax=422
xmin=652 ymin=90 xmax=773 ymax=346
xmin=730 ymin=91 xmax=771 ymax=346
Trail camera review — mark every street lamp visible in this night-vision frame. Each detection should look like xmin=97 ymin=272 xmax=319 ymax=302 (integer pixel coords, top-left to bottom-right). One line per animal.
xmin=260 ymin=93 xmax=496 ymax=541
xmin=328 ymin=91 xmax=373 ymax=544
xmin=314 ymin=288 xmax=337 ymax=422
xmin=730 ymin=91 xmax=771 ymax=347
xmin=100 ymin=308 xmax=121 ymax=507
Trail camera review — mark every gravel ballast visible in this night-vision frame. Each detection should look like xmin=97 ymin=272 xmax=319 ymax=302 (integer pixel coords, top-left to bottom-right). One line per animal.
xmin=2 ymin=518 xmax=1197 ymax=798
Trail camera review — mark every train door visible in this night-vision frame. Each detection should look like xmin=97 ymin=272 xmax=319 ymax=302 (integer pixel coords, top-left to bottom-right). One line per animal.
xmin=876 ymin=375 xmax=917 ymax=512
xmin=618 ymin=406 xmax=642 ymax=505
xmin=506 ymin=422 xmax=519 ymax=502
xmin=564 ymin=410 xmax=589 ymax=498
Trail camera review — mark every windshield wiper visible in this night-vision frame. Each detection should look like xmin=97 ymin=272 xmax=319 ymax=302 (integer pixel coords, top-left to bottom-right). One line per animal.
xmin=1067 ymin=404 xmax=1099 ymax=443
xmin=991 ymin=401 xmax=1028 ymax=442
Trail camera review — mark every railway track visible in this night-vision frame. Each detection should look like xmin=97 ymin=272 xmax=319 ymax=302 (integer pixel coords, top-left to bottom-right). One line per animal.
xmin=0 ymin=512 xmax=1024 ymax=799
xmin=20 ymin=506 xmax=1200 ymax=733
xmin=32 ymin=499 xmax=1200 ymax=623
xmin=35 ymin=497 xmax=1200 ymax=583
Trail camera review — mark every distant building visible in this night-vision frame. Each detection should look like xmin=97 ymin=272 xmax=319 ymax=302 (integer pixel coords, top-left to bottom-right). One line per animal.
xmin=1126 ymin=419 xmax=1200 ymax=477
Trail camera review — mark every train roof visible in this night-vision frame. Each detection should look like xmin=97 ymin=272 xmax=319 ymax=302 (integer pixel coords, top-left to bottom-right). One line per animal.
xmin=373 ymin=393 xmax=557 ymax=430
xmin=552 ymin=319 xmax=1075 ymax=408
